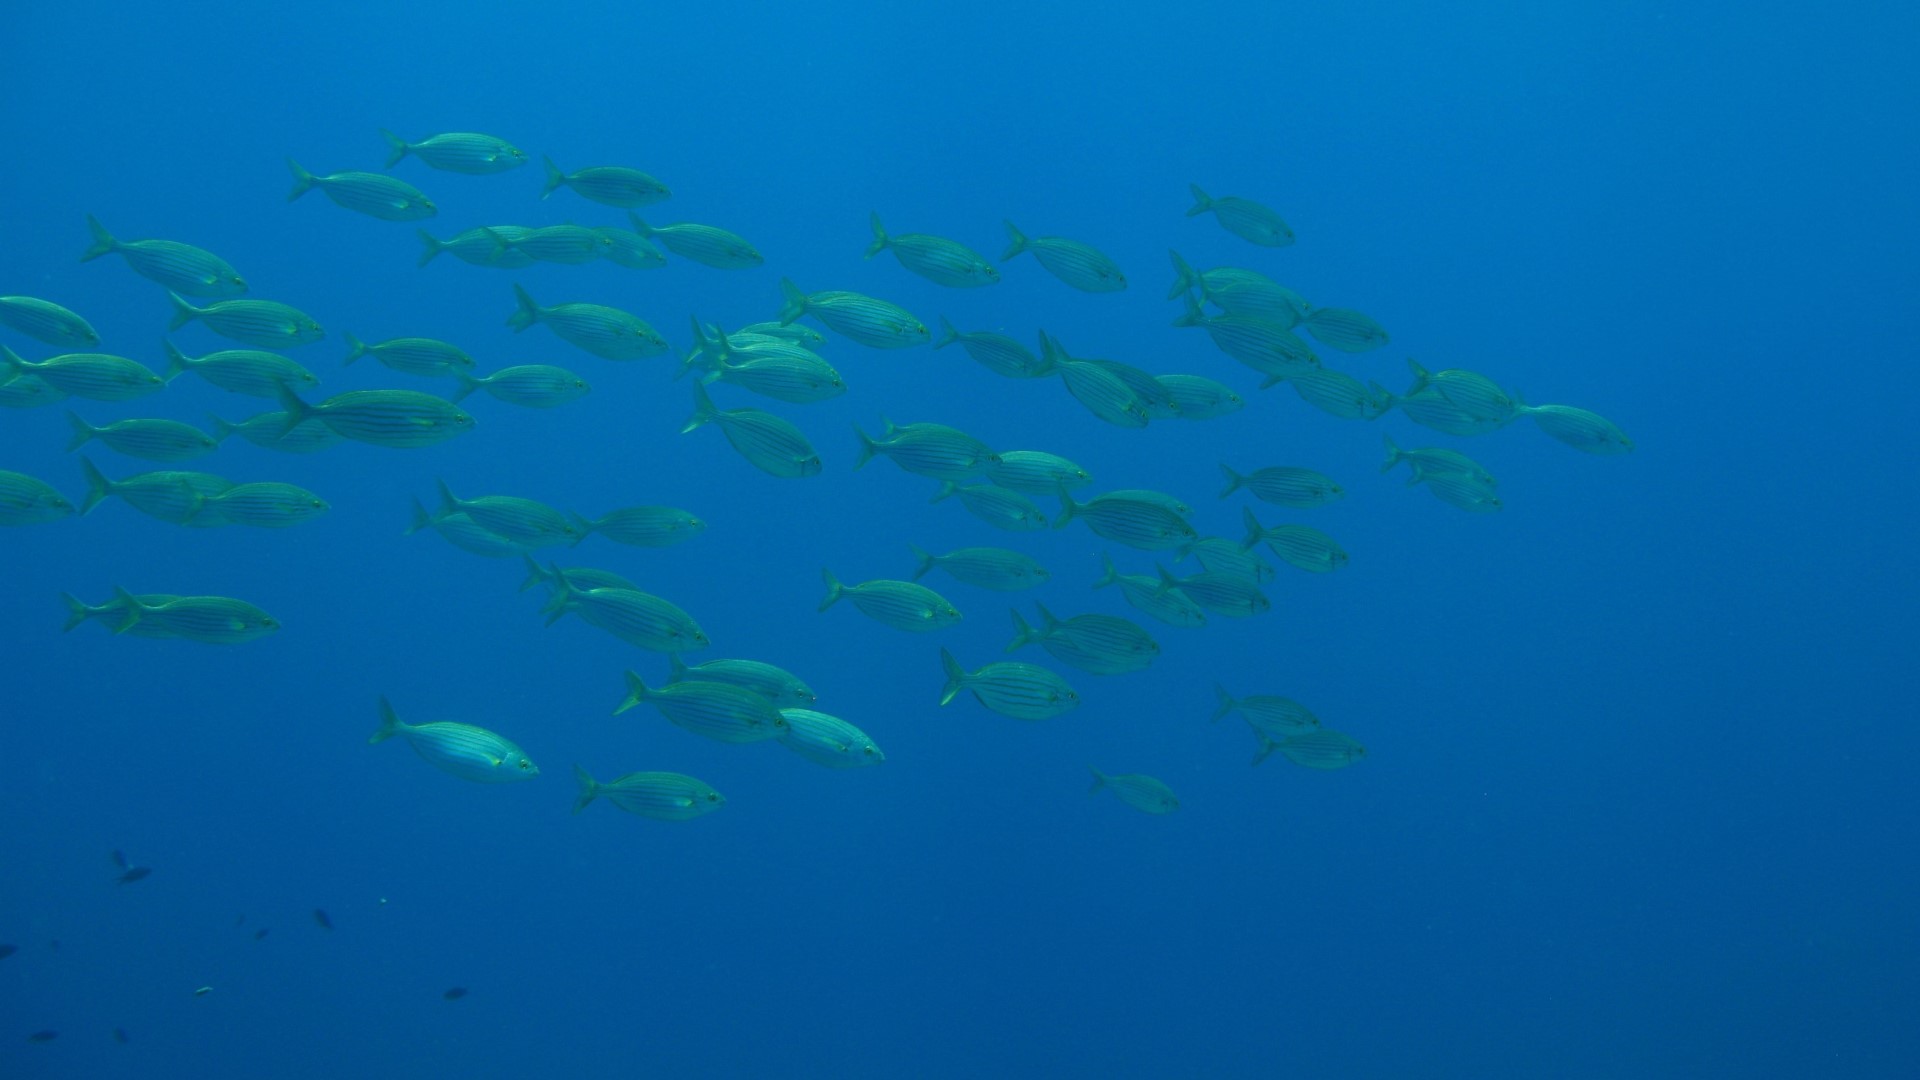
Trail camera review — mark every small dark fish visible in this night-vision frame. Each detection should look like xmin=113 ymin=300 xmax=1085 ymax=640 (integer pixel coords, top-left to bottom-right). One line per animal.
xmin=116 ymin=866 xmax=153 ymax=885
xmin=111 ymin=849 xmax=130 ymax=870
xmin=27 ymin=1030 xmax=58 ymax=1043
xmin=0 ymin=944 xmax=17 ymax=959
xmin=113 ymin=1028 xmax=130 ymax=1044
xmin=442 ymin=987 xmax=468 ymax=1001
xmin=253 ymin=928 xmax=270 ymax=941
xmin=312 ymin=909 xmax=332 ymax=930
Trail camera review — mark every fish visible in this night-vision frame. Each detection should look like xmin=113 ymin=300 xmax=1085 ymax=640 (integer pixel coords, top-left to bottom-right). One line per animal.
xmin=687 ymin=322 xmax=846 ymax=403
xmin=985 ymin=451 xmax=1091 ymax=496
xmin=416 ymin=226 xmax=535 ymax=269
xmin=628 ymin=214 xmax=763 ymax=269
xmin=1157 ymin=374 xmax=1244 ymax=420
xmin=169 ymin=292 xmax=324 ymax=349
xmin=1286 ymin=367 xmax=1396 ymax=420
xmin=27 ymin=1030 xmax=57 ymax=1043
xmin=253 ymin=929 xmax=269 ymax=941
xmin=1001 ymin=221 xmax=1126 ymax=292
xmin=778 ymin=279 xmax=928 ymax=348
xmin=1303 ymin=307 xmax=1390 ymax=353
xmin=1259 ymin=729 xmax=1367 ymax=769
xmin=542 ymin=569 xmax=710 ymax=653
xmin=1392 ymin=386 xmax=1512 ymax=436
xmin=1211 ymin=684 xmax=1321 ymax=738
xmin=594 ymin=226 xmax=669 ymax=269
xmin=1055 ymin=490 xmax=1196 ymax=551
xmin=667 ymin=654 xmax=815 ymax=707
xmin=1217 ymin=464 xmax=1344 ymax=508
xmin=1088 ymin=767 xmax=1179 ymax=814
xmin=286 ymin=159 xmax=436 ymax=221
xmin=1403 ymin=358 xmax=1517 ymax=422
xmin=368 ymin=697 xmax=539 ymax=783
xmin=0 ymin=469 xmax=76 ymax=525
xmin=777 ymin=709 xmax=885 ymax=768
xmin=867 ymin=213 xmax=999 ymax=287
xmin=541 ymin=158 xmax=671 ymax=207
xmin=506 ymin=284 xmax=666 ymax=360
xmin=1006 ymin=603 xmax=1159 ymax=675
xmin=0 ymin=374 xmax=65 ymax=409
xmin=819 ymin=569 xmax=961 ymax=633
xmin=108 ymin=588 xmax=281 ymax=644
xmin=111 ymin=849 xmax=152 ymax=883
xmin=275 ymin=385 xmax=474 ymax=449
xmin=407 ymin=501 xmax=529 ymax=558
xmin=1172 ymin=295 xmax=1318 ymax=379
xmin=163 ymin=340 xmax=319 ymax=397
xmin=313 ymin=909 xmax=332 ymax=930
xmin=62 ymin=592 xmax=183 ymax=637
xmin=575 ymin=505 xmax=705 ymax=548
xmin=113 ymin=1027 xmax=130 ymax=1042
xmin=1240 ymin=508 xmax=1348 ymax=573
xmin=613 ymin=673 xmax=786 ymax=744
xmin=1154 ymin=563 xmax=1270 ymax=618
xmin=451 ymin=365 xmax=591 ymax=408
xmin=929 ymin=481 xmax=1049 ymax=532
xmin=80 ymin=215 xmax=247 ymax=296
xmin=910 ymin=544 xmax=1050 ymax=591
xmin=681 ymin=384 xmax=822 ymax=478
xmin=1052 ymin=356 xmax=1149 ymax=428
xmin=0 ymin=945 xmax=15 ymax=960
xmin=572 ymin=765 xmax=726 ymax=819
xmin=1522 ymin=401 xmax=1634 ymax=455
xmin=854 ymin=420 xmax=997 ymax=480
xmin=1186 ymin=184 xmax=1294 ymax=247
xmin=938 ymin=648 xmax=1080 ymax=720
xmin=1380 ymin=434 xmax=1497 ymax=487
xmin=436 ymin=481 xmax=582 ymax=547
xmin=517 ymin=557 xmax=637 ymax=595
xmin=1423 ymin=471 xmax=1504 ymax=513
xmin=485 ymin=225 xmax=611 ymax=265
xmin=1 ymin=345 xmax=165 ymax=401
xmin=443 ymin=987 xmax=469 ymax=1001
xmin=66 ymin=414 xmax=218 ymax=461
xmin=932 ymin=317 xmax=1048 ymax=378
xmin=0 ymin=295 xmax=99 ymax=346
xmin=1167 ymin=251 xmax=1311 ymax=323
xmin=1091 ymin=553 xmax=1207 ymax=629
xmin=381 ymin=129 xmax=526 ymax=174
xmin=342 ymin=334 xmax=474 ymax=376
xmin=184 ymin=482 xmax=330 ymax=529
xmin=77 ymin=457 xmax=230 ymax=522
xmin=209 ymin=412 xmax=343 ymax=454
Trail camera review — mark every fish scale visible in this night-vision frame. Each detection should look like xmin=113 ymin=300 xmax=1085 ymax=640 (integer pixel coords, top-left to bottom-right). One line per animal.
xmin=614 ymin=674 xmax=785 ymax=743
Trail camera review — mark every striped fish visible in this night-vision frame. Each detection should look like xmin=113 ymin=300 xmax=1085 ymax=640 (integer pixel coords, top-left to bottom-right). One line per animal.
xmin=210 ymin=411 xmax=342 ymax=454
xmin=404 ymin=500 xmax=527 ymax=558
xmin=66 ymin=414 xmax=218 ymax=461
xmin=1055 ymin=357 xmax=1149 ymax=428
xmin=777 ymin=709 xmax=885 ymax=768
xmin=542 ymin=158 xmax=671 ymax=207
xmin=1424 ymin=472 xmax=1504 ymax=513
xmin=1394 ymin=387 xmax=1512 ymax=437
xmin=1404 ymin=358 xmax=1516 ymax=422
xmin=1303 ymin=307 xmax=1390 ymax=353
xmin=185 ymin=482 xmax=330 ymax=529
xmin=668 ymin=654 xmax=815 ymax=707
xmin=933 ymin=318 xmax=1048 ymax=378
xmin=1088 ymin=768 xmax=1179 ymax=814
xmin=594 ymin=226 xmax=668 ymax=269
xmin=938 ymin=648 xmax=1080 ymax=720
xmin=819 ymin=570 xmax=961 ymax=633
xmin=929 ymin=481 xmax=1050 ymax=532
xmin=0 ymin=469 xmax=75 ymax=525
xmin=169 ymin=293 xmax=324 ymax=349
xmin=343 ymin=334 xmax=474 ymax=375
xmin=778 ymin=279 xmax=928 ymax=349
xmin=1381 ymin=434 xmax=1498 ymax=487
xmin=487 ymin=225 xmax=610 ymax=265
xmin=381 ymin=130 xmax=526 ymax=174
xmin=0 ymin=296 xmax=98 ymax=346
xmin=1173 ymin=296 xmax=1317 ymax=378
xmin=2 ymin=347 xmax=163 ymax=401
xmin=0 ymin=374 xmax=65 ymax=408
xmin=1241 ymin=509 xmax=1347 ymax=573
xmin=910 ymin=544 xmax=1049 ymax=591
xmin=452 ymin=364 xmax=590 ymax=408
xmin=417 ymin=226 xmax=535 ymax=268
xmin=78 ymin=457 xmax=229 ymax=521
xmin=436 ymin=481 xmax=581 ymax=547
xmin=1007 ymin=603 xmax=1159 ymax=675
xmin=369 ymin=698 xmax=537 ymax=783
xmin=577 ymin=505 xmax=704 ymax=548
xmin=1001 ymin=222 xmax=1126 ymax=292
xmin=80 ymin=215 xmax=246 ymax=297
xmin=854 ymin=420 xmax=996 ymax=480
xmin=1158 ymin=374 xmax=1244 ymax=420
xmin=1167 ymin=251 xmax=1310 ymax=323
xmin=867 ymin=214 xmax=999 ymax=288
xmin=1178 ymin=536 xmax=1276 ymax=584
xmin=164 ymin=340 xmax=318 ymax=397
xmin=1155 ymin=564 xmax=1269 ymax=619
xmin=544 ymin=572 xmax=709 ymax=653
xmin=61 ymin=592 xmax=180 ymax=636
xmin=506 ymin=284 xmax=665 ymax=360
xmin=517 ymin=557 xmax=637 ymax=595
xmin=573 ymin=767 xmax=723 ymax=820
xmin=276 ymin=386 xmax=473 ymax=449
xmin=681 ymin=384 xmax=821 ymax=478
xmin=1056 ymin=491 xmax=1195 ymax=551
xmin=1092 ymin=554 xmax=1207 ymax=629
xmin=1259 ymin=729 xmax=1367 ymax=770
xmin=1186 ymin=184 xmax=1294 ymax=247
xmin=1084 ymin=358 xmax=1178 ymax=418
xmin=628 ymin=214 xmax=762 ymax=269
xmin=701 ymin=350 xmax=845 ymax=404
xmin=1211 ymin=684 xmax=1320 ymax=737
xmin=736 ymin=321 xmax=826 ymax=347
xmin=985 ymin=451 xmax=1092 ymax=496
xmin=613 ymin=674 xmax=784 ymax=744
xmin=1104 ymin=488 xmax=1192 ymax=519
xmin=1217 ymin=464 xmax=1344 ymax=508
xmin=286 ymin=159 xmax=435 ymax=221
xmin=109 ymin=588 xmax=280 ymax=644
xmin=1287 ymin=367 xmax=1395 ymax=420
xmin=1523 ymin=402 xmax=1634 ymax=455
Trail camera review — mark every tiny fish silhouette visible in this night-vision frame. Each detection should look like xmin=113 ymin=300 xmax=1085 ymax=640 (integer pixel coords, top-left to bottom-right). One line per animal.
xmin=312 ymin=909 xmax=332 ymax=930
xmin=0 ymin=944 xmax=17 ymax=960
xmin=442 ymin=987 xmax=468 ymax=1001
xmin=116 ymin=866 xmax=152 ymax=884
xmin=113 ymin=1028 xmax=130 ymax=1044
xmin=27 ymin=1030 xmax=57 ymax=1043
xmin=253 ymin=928 xmax=270 ymax=941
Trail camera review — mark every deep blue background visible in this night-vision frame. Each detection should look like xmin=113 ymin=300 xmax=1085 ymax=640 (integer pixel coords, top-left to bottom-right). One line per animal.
xmin=2 ymin=2 xmax=1914 ymax=1077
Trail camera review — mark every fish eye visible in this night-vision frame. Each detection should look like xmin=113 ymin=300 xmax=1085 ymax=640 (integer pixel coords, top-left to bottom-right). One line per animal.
xmin=517 ymin=759 xmax=532 ymax=770
xmin=705 ymin=792 xmax=719 ymax=802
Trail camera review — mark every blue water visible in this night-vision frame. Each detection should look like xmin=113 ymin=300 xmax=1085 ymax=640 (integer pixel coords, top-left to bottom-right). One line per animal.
xmin=3 ymin=2 xmax=1915 ymax=1076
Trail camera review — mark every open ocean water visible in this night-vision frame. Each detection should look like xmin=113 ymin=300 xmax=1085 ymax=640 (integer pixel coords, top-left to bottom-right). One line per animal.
xmin=2 ymin=2 xmax=1914 ymax=1077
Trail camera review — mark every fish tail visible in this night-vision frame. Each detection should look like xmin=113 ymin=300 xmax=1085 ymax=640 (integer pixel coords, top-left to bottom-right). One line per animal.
xmin=64 ymin=411 xmax=95 ymax=452
xmin=1152 ymin=563 xmax=1182 ymax=597
xmin=342 ymin=332 xmax=373 ymax=367
xmin=1000 ymin=220 xmax=1028 ymax=262
xmin=285 ymin=158 xmax=317 ymax=202
xmin=851 ymin=423 xmax=879 ymax=470
xmin=402 ymin=497 xmax=436 ymax=537
xmin=206 ymin=413 xmax=236 ymax=443
xmin=1381 ymin=433 xmax=1402 ymax=474
xmin=1404 ymin=356 xmax=1432 ymax=395
xmin=1171 ymin=292 xmax=1205 ymax=328
xmin=541 ymin=156 xmax=566 ymax=199
xmin=449 ymin=368 xmax=480 ymax=403
xmin=1092 ymin=553 xmax=1121 ymax=590
xmin=272 ymin=383 xmax=317 ymax=437
xmin=78 ymin=455 xmax=112 ymax=515
xmin=369 ymin=696 xmax=405 ymax=744
xmin=1005 ymin=608 xmax=1039 ymax=653
xmin=928 ymin=481 xmax=958 ymax=505
xmin=539 ymin=563 xmax=577 ymax=622
xmin=1217 ymin=463 xmax=1244 ymax=499
xmin=506 ymin=283 xmax=541 ymax=331
xmin=515 ymin=554 xmax=550 ymax=593
xmin=817 ymin=568 xmax=845 ymax=612
xmin=570 ymin=765 xmax=599 ymax=813
xmin=1258 ymin=374 xmax=1286 ymax=391
xmin=776 ymin=277 xmax=808 ymax=326
xmin=379 ymin=128 xmax=409 ymax=168
xmin=434 ymin=478 xmax=460 ymax=520
xmin=109 ymin=586 xmax=147 ymax=633
xmin=938 ymin=647 xmax=966 ymax=706
xmin=566 ymin=512 xmax=595 ymax=546
xmin=415 ymin=229 xmax=445 ymax=268
xmin=1239 ymin=506 xmax=1266 ymax=551
xmin=1251 ymin=737 xmax=1277 ymax=767
xmin=666 ymin=653 xmax=690 ymax=683
xmin=160 ymin=339 xmax=192 ymax=383
xmin=680 ymin=383 xmax=718 ymax=434
xmin=60 ymin=592 xmax=93 ymax=632
xmin=909 ymin=543 xmax=936 ymax=581
xmin=1032 ymin=601 xmax=1062 ymax=632
xmin=0 ymin=343 xmax=26 ymax=380
xmin=165 ymin=290 xmax=200 ymax=331
xmin=865 ymin=212 xmax=889 ymax=258
xmin=481 ymin=227 xmax=514 ymax=261
xmin=1186 ymin=183 xmax=1213 ymax=217
xmin=933 ymin=315 xmax=959 ymax=350
xmin=1210 ymin=683 xmax=1236 ymax=723
xmin=1051 ymin=483 xmax=1081 ymax=530
xmin=626 ymin=211 xmax=655 ymax=238
xmin=613 ymin=670 xmax=650 ymax=715
xmin=80 ymin=214 xmax=118 ymax=262
xmin=1087 ymin=765 xmax=1108 ymax=793
xmin=1166 ymin=249 xmax=1197 ymax=300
